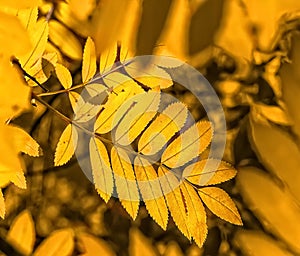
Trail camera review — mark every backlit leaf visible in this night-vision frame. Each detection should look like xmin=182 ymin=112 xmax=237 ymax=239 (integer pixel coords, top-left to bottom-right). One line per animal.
xmin=89 ymin=137 xmax=113 ymax=203
xmin=134 ymin=156 xmax=168 ymax=230
xmin=183 ymin=159 xmax=236 ymax=186
xmin=111 ymin=146 xmax=139 ymax=219
xmin=82 ymin=37 xmax=97 ymax=83
xmin=20 ymin=19 xmax=48 ymax=70
xmin=55 ymin=64 xmax=72 ymax=89
xmin=78 ymin=233 xmax=115 ymax=256
xmin=17 ymin=7 xmax=38 ymax=32
xmin=129 ymin=228 xmax=157 ymax=256
xmin=54 ymin=124 xmax=78 ymax=166
xmin=114 ymin=91 xmax=161 ymax=145
xmin=162 ymin=121 xmax=213 ymax=168
xmin=49 ymin=20 xmax=82 ymax=60
xmin=180 ymin=182 xmax=207 ymax=247
xmin=249 ymin=113 xmax=300 ymax=203
xmin=94 ymin=80 xmax=143 ymax=134
xmin=99 ymin=44 xmax=117 ymax=74
xmin=11 ymin=126 xmax=40 ymax=157
xmin=7 ymin=210 xmax=35 ymax=256
xmin=235 ymin=230 xmax=293 ymax=256
xmin=198 ymin=187 xmax=242 ymax=225
xmin=138 ymin=102 xmax=188 ymax=155
xmin=0 ymin=11 xmax=31 ymax=56
xmin=33 ymin=229 xmax=74 ymax=256
xmin=158 ymin=166 xmax=190 ymax=239
xmin=237 ymin=167 xmax=300 ymax=253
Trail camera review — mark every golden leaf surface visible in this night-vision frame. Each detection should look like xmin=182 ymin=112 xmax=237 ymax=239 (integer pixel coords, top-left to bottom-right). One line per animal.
xmin=82 ymin=37 xmax=97 ymax=83
xmin=55 ymin=64 xmax=72 ymax=89
xmin=7 ymin=210 xmax=35 ymax=256
xmin=161 ymin=121 xmax=213 ymax=168
xmin=54 ymin=124 xmax=78 ymax=166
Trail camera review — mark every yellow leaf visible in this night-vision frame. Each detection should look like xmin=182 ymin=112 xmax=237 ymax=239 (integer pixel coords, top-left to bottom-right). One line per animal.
xmin=111 ymin=147 xmax=139 ymax=219
xmin=237 ymin=166 xmax=300 ymax=254
xmin=78 ymin=233 xmax=115 ymax=256
xmin=17 ymin=7 xmax=38 ymax=32
xmin=11 ymin=126 xmax=40 ymax=157
xmin=82 ymin=37 xmax=97 ymax=83
xmin=33 ymin=228 xmax=74 ymax=256
xmin=114 ymin=91 xmax=160 ymax=145
xmin=129 ymin=228 xmax=157 ymax=256
xmin=235 ymin=230 xmax=293 ymax=256
xmin=7 ymin=210 xmax=35 ymax=256
xmin=99 ymin=43 xmax=117 ymax=74
xmin=55 ymin=64 xmax=72 ymax=89
xmin=26 ymin=52 xmax=58 ymax=86
xmin=139 ymin=102 xmax=188 ymax=155
xmin=19 ymin=19 xmax=49 ymax=70
xmin=10 ymin=171 xmax=26 ymax=189
xmin=161 ymin=121 xmax=213 ymax=168
xmin=0 ymin=11 xmax=31 ymax=56
xmin=180 ymin=182 xmax=207 ymax=247
xmin=183 ymin=159 xmax=237 ymax=186
xmin=154 ymin=0 xmax=190 ymax=60
xmin=158 ymin=166 xmax=190 ymax=239
xmin=89 ymin=137 xmax=113 ymax=203
xmin=125 ymin=61 xmax=173 ymax=89
xmin=49 ymin=20 xmax=82 ymax=60
xmin=164 ymin=241 xmax=184 ymax=256
xmin=198 ymin=187 xmax=242 ymax=225
xmin=214 ymin=0 xmax=253 ymax=61
xmin=134 ymin=156 xmax=168 ymax=230
xmin=94 ymin=80 xmax=143 ymax=134
xmin=74 ymin=102 xmax=102 ymax=123
xmin=0 ymin=189 xmax=5 ymax=219
xmin=54 ymin=124 xmax=78 ymax=166
xmin=0 ymin=0 xmax=41 ymax=9
xmin=69 ymin=0 xmax=96 ymax=21
xmin=0 ymin=124 xmax=24 ymax=173
xmin=68 ymin=91 xmax=82 ymax=112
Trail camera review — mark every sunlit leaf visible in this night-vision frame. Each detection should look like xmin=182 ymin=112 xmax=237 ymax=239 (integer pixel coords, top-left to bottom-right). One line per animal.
xmin=7 ymin=210 xmax=35 ymax=256
xmin=237 ymin=166 xmax=300 ymax=253
xmin=54 ymin=124 xmax=78 ymax=166
xmin=55 ymin=64 xmax=72 ymax=89
xmin=33 ymin=229 xmax=74 ymax=256
xmin=82 ymin=37 xmax=97 ymax=83
xmin=89 ymin=137 xmax=113 ymax=203
xmin=0 ymin=11 xmax=31 ymax=56
xmin=134 ymin=156 xmax=168 ymax=230
xmin=129 ymin=228 xmax=157 ymax=256
xmin=17 ymin=7 xmax=38 ymax=32
xmin=138 ymin=102 xmax=188 ymax=155
xmin=180 ymin=182 xmax=207 ymax=247
xmin=19 ymin=19 xmax=49 ymax=70
xmin=235 ymin=230 xmax=293 ymax=256
xmin=158 ymin=166 xmax=190 ymax=239
xmin=198 ymin=187 xmax=242 ymax=225
xmin=94 ymin=80 xmax=143 ymax=134
xmin=111 ymin=146 xmax=139 ymax=219
xmin=162 ymin=121 xmax=213 ymax=168
xmin=11 ymin=126 xmax=40 ymax=157
xmin=114 ymin=91 xmax=160 ymax=145
xmin=99 ymin=44 xmax=117 ymax=74
xmin=49 ymin=20 xmax=82 ymax=60
xmin=0 ymin=0 xmax=41 ymax=9
xmin=183 ymin=159 xmax=237 ymax=186
xmin=78 ymin=232 xmax=115 ymax=256
xmin=249 ymin=113 xmax=300 ymax=203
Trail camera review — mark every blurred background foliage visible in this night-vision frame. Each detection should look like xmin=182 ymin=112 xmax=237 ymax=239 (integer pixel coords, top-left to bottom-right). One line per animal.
xmin=2 ymin=0 xmax=300 ymax=255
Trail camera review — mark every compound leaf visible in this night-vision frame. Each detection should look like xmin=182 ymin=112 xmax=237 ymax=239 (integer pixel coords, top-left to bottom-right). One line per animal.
xmin=82 ymin=37 xmax=97 ymax=83
xmin=138 ymin=102 xmax=188 ymax=155
xmin=54 ymin=124 xmax=78 ymax=166
xmin=162 ymin=121 xmax=213 ymax=168
xmin=198 ymin=187 xmax=242 ymax=225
